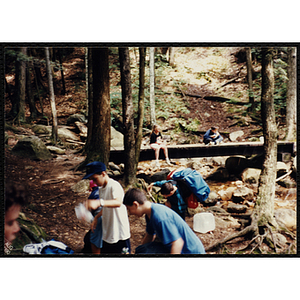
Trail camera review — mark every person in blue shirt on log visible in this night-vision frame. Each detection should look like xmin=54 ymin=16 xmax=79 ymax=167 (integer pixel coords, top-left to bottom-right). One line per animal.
xmin=123 ymin=188 xmax=206 ymax=255
xmin=203 ymin=126 xmax=223 ymax=145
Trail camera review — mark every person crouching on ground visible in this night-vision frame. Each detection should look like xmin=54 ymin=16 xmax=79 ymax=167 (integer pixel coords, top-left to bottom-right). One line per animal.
xmin=148 ymin=180 xmax=187 ymax=220
xmin=203 ymin=126 xmax=223 ymax=145
xmin=123 ymin=188 xmax=205 ymax=254
xmin=83 ymin=161 xmax=131 ymax=254
xmin=150 ymin=125 xmax=172 ymax=168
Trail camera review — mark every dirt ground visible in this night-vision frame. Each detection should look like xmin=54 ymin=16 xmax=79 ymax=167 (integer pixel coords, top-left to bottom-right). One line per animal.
xmin=5 ymin=97 xmax=257 ymax=255
xmin=5 ymin=145 xmax=246 ymax=254
xmin=5 ymin=92 xmax=290 ymax=255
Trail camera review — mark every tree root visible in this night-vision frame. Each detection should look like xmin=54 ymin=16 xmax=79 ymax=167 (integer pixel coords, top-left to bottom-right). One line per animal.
xmin=137 ymin=178 xmax=156 ymax=203
xmin=206 ymin=221 xmax=296 ymax=254
xmin=205 ymin=224 xmax=256 ymax=252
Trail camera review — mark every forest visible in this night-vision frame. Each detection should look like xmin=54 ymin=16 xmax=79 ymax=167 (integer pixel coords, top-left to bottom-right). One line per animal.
xmin=4 ymin=45 xmax=297 ymax=255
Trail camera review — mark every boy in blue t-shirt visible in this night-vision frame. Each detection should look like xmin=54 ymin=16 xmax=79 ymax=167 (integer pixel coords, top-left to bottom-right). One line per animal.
xmin=123 ymin=188 xmax=205 ymax=254
xmin=203 ymin=126 xmax=223 ymax=145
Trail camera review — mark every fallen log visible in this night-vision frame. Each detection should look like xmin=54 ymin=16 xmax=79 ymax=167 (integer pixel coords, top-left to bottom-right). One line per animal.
xmin=181 ymin=92 xmax=248 ymax=106
xmin=220 ymin=76 xmax=244 ymax=88
xmin=66 ymin=139 xmax=85 ymax=145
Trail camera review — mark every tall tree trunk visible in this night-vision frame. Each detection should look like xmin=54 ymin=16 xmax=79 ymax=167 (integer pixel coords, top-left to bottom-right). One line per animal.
xmin=149 ymin=47 xmax=156 ymax=127
xmin=16 ymin=47 xmax=27 ymax=124
xmin=83 ymin=48 xmax=94 ymax=153
xmin=285 ymin=47 xmax=297 ymax=141
xmin=26 ymin=64 xmax=40 ymax=119
xmin=206 ymin=47 xmax=280 ymax=253
xmin=135 ymin=47 xmax=146 ymax=165
xmin=251 ymin=48 xmax=277 ymax=229
xmin=119 ymin=47 xmax=136 ymax=186
xmin=28 ymin=48 xmax=44 ymax=115
xmin=57 ymin=49 xmax=66 ymax=95
xmin=5 ymin=77 xmax=12 ymax=103
xmin=10 ymin=50 xmax=20 ymax=118
xmin=31 ymin=48 xmax=47 ymax=93
xmin=33 ymin=65 xmax=44 ymax=115
xmin=246 ymin=47 xmax=255 ymax=112
xmin=81 ymin=48 xmax=110 ymax=168
xmin=45 ymin=47 xmax=58 ymax=144
xmin=85 ymin=47 xmax=89 ymax=112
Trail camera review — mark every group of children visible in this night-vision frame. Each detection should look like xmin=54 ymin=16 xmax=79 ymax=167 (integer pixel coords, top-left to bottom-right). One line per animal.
xmin=4 ymin=125 xmax=220 ymax=255
xmin=82 ymin=160 xmax=209 ymax=255
xmin=80 ymin=125 xmax=220 ymax=254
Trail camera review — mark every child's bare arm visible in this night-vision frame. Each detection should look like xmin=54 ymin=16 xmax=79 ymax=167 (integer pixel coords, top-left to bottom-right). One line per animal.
xmin=170 ymin=237 xmax=184 ymax=254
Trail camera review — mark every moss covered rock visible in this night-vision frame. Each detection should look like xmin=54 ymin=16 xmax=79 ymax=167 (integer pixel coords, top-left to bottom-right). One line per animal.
xmin=8 ymin=213 xmax=47 ymax=255
xmin=11 ymin=135 xmax=52 ymax=161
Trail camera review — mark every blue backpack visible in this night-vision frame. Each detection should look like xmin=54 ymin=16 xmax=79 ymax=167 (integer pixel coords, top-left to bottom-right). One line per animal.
xmin=171 ymin=168 xmax=210 ymax=203
xmin=23 ymin=240 xmax=74 ymax=255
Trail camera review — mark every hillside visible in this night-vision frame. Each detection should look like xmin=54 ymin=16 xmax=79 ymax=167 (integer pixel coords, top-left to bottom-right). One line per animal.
xmin=5 ymin=47 xmax=289 ymax=143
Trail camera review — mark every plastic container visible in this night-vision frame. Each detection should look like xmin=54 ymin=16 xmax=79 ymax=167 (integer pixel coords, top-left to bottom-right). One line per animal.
xmin=193 ymin=212 xmax=215 ymax=233
xmin=75 ymin=203 xmax=94 ymax=223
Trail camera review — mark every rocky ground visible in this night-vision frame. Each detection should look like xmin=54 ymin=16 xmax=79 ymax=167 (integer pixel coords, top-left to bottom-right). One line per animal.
xmin=5 ymin=122 xmax=297 ymax=255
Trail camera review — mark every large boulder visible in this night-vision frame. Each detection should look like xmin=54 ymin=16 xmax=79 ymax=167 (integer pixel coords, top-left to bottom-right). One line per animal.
xmin=277 ymin=178 xmax=297 ymax=188
xmin=111 ymin=126 xmax=124 ymax=148
xmin=241 ymin=168 xmax=261 ymax=184
xmin=225 ymin=156 xmax=249 ymax=175
xmin=32 ymin=124 xmax=52 ymax=135
xmin=226 ymin=203 xmax=248 ymax=214
xmin=7 ymin=213 xmax=47 ymax=255
xmin=274 ymin=208 xmax=296 ymax=232
xmin=46 ymin=146 xmax=66 ymax=155
xmin=232 ymin=186 xmax=254 ymax=203
xmin=149 ymin=169 xmax=171 ymax=182
xmin=276 ymin=161 xmax=288 ymax=177
xmin=58 ymin=127 xmax=80 ymax=142
xmin=71 ymin=180 xmax=90 ymax=193
xmin=206 ymin=167 xmax=230 ymax=181
xmin=203 ymin=191 xmax=219 ymax=206
xmin=32 ymin=124 xmax=80 ymax=142
xmin=66 ymin=113 xmax=88 ymax=125
xmin=229 ymin=130 xmax=244 ymax=142
xmin=11 ymin=135 xmax=52 ymax=161
xmin=218 ymin=186 xmax=236 ymax=201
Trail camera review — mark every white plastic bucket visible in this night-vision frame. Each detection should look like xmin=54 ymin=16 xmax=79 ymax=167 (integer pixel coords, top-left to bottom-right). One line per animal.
xmin=193 ymin=212 xmax=215 ymax=233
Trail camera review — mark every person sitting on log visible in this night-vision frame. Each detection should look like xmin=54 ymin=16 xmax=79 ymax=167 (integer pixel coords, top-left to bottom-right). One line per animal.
xmin=150 ymin=125 xmax=172 ymax=168
xmin=203 ymin=126 xmax=223 ymax=145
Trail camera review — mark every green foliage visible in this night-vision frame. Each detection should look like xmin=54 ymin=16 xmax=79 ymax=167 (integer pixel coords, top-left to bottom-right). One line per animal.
xmin=5 ymin=48 xmax=61 ymax=70
xmin=173 ymin=117 xmax=201 ymax=133
xmin=273 ymin=58 xmax=288 ymax=118
xmin=196 ymin=72 xmax=212 ymax=82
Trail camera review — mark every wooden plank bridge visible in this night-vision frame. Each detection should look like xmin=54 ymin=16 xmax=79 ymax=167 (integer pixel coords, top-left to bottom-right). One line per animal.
xmin=109 ymin=141 xmax=295 ymax=164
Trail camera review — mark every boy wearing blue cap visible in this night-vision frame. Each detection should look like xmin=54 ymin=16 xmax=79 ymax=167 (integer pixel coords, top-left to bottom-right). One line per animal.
xmin=83 ymin=161 xmax=131 ymax=254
